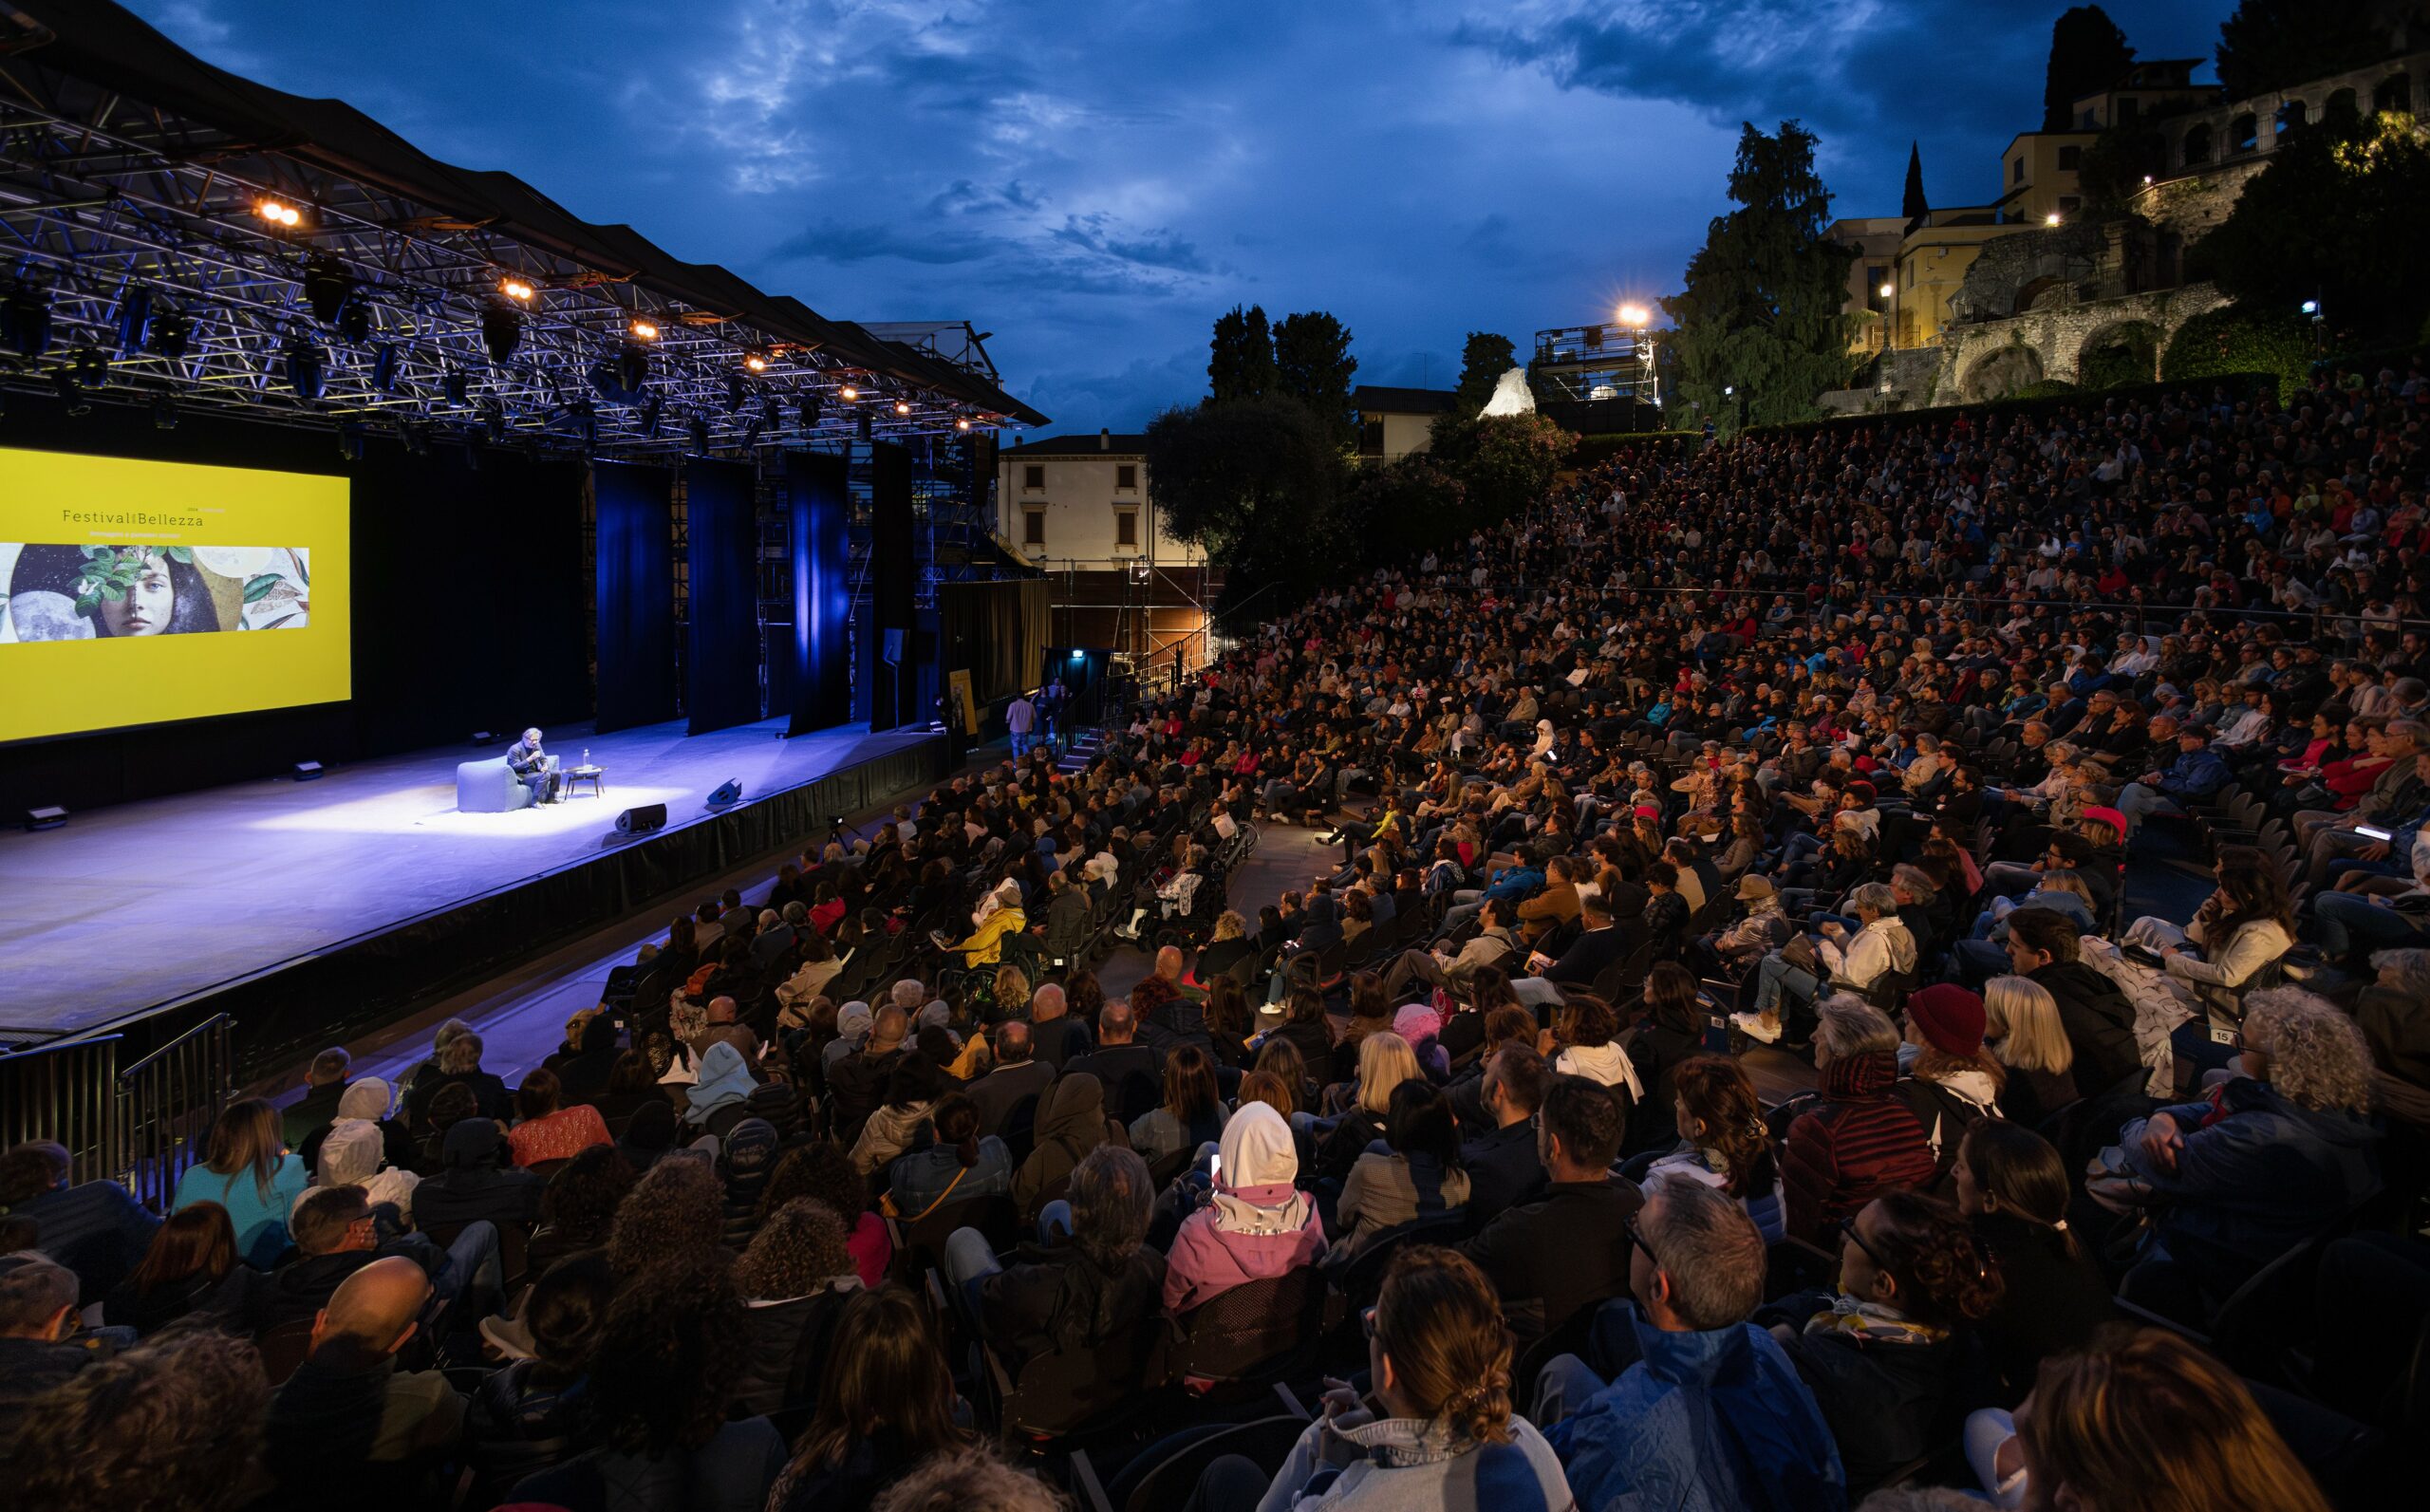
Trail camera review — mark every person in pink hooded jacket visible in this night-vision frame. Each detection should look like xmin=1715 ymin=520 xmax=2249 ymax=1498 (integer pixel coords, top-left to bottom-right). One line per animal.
xmin=1161 ymin=1100 xmax=1328 ymax=1314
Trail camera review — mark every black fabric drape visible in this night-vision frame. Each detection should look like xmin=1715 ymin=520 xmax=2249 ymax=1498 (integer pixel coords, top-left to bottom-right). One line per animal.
xmin=683 ymin=458 xmax=761 ymax=737
xmin=863 ymin=441 xmax=916 ymax=732
xmin=592 ymin=461 xmax=677 ymax=734
xmin=784 ymin=449 xmax=853 ymax=736
xmin=937 ymin=579 xmax=1051 ymax=706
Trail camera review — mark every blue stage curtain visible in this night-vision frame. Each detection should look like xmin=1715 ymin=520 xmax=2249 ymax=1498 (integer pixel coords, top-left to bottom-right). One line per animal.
xmin=684 ymin=458 xmax=761 ymax=736
xmin=593 ymin=461 xmax=677 ymax=734
xmin=861 ymin=440 xmax=917 ymax=732
xmin=785 ymin=449 xmax=852 ymax=736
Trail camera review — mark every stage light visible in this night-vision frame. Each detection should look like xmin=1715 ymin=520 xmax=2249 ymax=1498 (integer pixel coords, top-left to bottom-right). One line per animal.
xmin=742 ymin=413 xmax=764 ymax=447
xmin=480 ymin=301 xmax=521 ymax=363
xmin=957 ymin=417 xmax=972 ymax=431
xmin=336 ymin=421 xmax=366 ymax=461
xmin=723 ymin=374 xmax=747 ymax=410
xmin=149 ymin=306 xmax=191 ymax=360
xmin=688 ymin=411 xmax=711 ymax=455
xmin=305 ymin=256 xmax=353 ymax=324
xmin=707 ymin=779 xmax=742 ymax=807
xmin=50 ymin=368 xmax=89 ymax=417
xmin=629 ymin=318 xmax=660 ymax=341
xmin=2045 ymin=213 xmax=2061 ymax=226
xmin=400 ymin=423 xmax=431 ymax=457
xmin=856 ymin=410 xmax=872 ymax=440
xmin=2300 ymin=299 xmax=2320 ymax=316
xmin=338 ymin=295 xmax=374 ymax=345
xmin=893 ymin=400 xmax=911 ymax=416
xmin=284 ymin=341 xmax=326 ymax=401
xmin=151 ymin=395 xmax=178 ymax=431
xmin=838 ymin=384 xmax=858 ymax=401
xmin=253 ymin=197 xmax=303 ymax=228
xmin=570 ymin=400 xmax=599 ymax=452
xmin=442 ymin=368 xmax=471 ymax=405
xmin=291 ymin=761 xmax=325 ymax=781
xmin=798 ymin=393 xmax=822 ymax=429
xmin=481 ymin=399 xmax=507 ymax=444
xmin=73 ymin=347 xmax=109 ymax=389
xmin=369 ymin=341 xmax=401 ymax=393
xmin=1 ymin=285 xmax=51 ymax=359
xmin=1617 ymin=302 xmax=1650 ymax=327
xmin=114 ymin=287 xmax=154 ymax=354
xmin=1879 ymin=283 xmax=1896 ymax=299
xmin=497 ymin=276 xmax=535 ymax=301
xmin=24 ymin=805 xmax=68 ymax=832
xmin=616 ymin=343 xmax=650 ymax=398
xmin=1723 ymin=385 xmax=1734 ymax=397
xmin=639 ymin=390 xmax=664 ymax=437
xmin=761 ymin=395 xmax=783 ymax=433
xmin=743 ymin=353 xmax=769 ymax=373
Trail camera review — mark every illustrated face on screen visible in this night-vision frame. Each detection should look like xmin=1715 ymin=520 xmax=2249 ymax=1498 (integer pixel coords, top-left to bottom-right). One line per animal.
xmin=95 ymin=551 xmax=177 ymax=636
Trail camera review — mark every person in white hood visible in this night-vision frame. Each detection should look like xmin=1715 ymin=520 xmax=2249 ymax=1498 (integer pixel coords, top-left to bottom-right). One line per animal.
xmin=1160 ymin=1100 xmax=1328 ymax=1314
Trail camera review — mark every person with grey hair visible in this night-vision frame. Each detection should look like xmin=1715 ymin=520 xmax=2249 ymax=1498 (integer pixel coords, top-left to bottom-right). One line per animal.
xmin=1534 ymin=1175 xmax=1843 ymax=1505
xmin=284 ymin=1046 xmax=354 ymax=1148
xmin=2101 ymin=988 xmax=2381 ymax=1316
xmin=1735 ymin=881 xmax=1916 ymax=1046
xmin=1027 ymin=981 xmax=1093 ymax=1071
xmin=943 ymin=1145 xmax=1163 ymax=1371
xmin=1782 ymin=997 xmax=1935 ymax=1245
xmin=749 ymin=905 xmax=797 ymax=970
xmin=0 ymin=1253 xmax=108 ymax=1449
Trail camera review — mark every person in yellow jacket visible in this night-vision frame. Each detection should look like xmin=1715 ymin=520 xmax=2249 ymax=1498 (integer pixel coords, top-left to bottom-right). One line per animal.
xmin=935 ymin=894 xmax=1027 ymax=968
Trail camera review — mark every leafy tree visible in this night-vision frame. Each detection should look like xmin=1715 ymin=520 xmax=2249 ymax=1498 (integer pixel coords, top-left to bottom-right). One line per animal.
xmin=1338 ymin=455 xmax=1471 ymax=563
xmin=1901 ymin=142 xmax=1928 ymax=221
xmin=1206 ymin=305 xmax=1275 ymax=403
xmin=2045 ymin=6 xmax=2134 ymax=131
xmin=1426 ymin=411 xmax=1577 ymax=525
xmin=1453 ymin=331 xmax=1517 ymax=415
xmin=1660 ymin=121 xmax=1856 ymax=432
xmin=1271 ymin=310 xmax=1359 ymax=451
xmin=2215 ymin=0 xmax=2391 ymax=100
xmin=2159 ymin=304 xmax=2313 ymax=394
xmin=2194 ymin=97 xmax=2430 ymax=344
xmin=1145 ymin=395 xmax=1344 ymax=613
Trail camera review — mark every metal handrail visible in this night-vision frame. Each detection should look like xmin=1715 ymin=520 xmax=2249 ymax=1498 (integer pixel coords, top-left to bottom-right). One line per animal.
xmin=0 ymin=1035 xmax=124 ymax=1188
xmin=115 ymin=1013 xmax=236 ymax=1211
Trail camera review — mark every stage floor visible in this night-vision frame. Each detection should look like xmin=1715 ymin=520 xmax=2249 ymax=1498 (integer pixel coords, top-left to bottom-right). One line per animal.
xmin=0 ymin=718 xmax=935 ymax=1040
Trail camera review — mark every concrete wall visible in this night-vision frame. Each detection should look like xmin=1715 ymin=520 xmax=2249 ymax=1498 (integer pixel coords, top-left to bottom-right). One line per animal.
xmin=1931 ymin=283 xmax=2229 ymax=401
xmin=998 ymin=450 xmax=1206 ymax=570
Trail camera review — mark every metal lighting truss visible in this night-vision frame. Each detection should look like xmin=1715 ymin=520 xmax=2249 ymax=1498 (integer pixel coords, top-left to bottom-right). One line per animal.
xmin=0 ymin=73 xmax=1008 ymax=457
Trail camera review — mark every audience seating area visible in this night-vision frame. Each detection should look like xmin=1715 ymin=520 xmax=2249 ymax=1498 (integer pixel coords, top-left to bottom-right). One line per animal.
xmin=4 ymin=360 xmax=2430 ymax=1512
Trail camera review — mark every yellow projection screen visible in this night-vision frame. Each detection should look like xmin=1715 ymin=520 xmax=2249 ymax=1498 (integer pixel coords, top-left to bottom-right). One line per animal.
xmin=0 ymin=447 xmax=350 ymax=744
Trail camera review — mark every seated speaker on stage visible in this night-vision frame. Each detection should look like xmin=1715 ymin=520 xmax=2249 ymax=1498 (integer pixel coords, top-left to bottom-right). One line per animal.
xmin=508 ymin=727 xmax=560 ymax=804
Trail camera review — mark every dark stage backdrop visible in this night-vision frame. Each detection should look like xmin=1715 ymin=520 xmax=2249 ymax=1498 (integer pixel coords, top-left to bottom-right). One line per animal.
xmin=784 ymin=449 xmax=852 ymax=736
xmin=939 ymin=579 xmax=1052 ymax=707
xmin=861 ymin=441 xmax=917 ymax=732
xmin=594 ymin=462 xmax=677 ymax=734
xmin=684 ymin=458 xmax=760 ymax=737
xmin=0 ymin=388 xmax=590 ymax=813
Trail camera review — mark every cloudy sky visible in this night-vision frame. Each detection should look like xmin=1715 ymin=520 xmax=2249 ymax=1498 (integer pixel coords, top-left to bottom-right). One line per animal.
xmin=126 ymin=0 xmax=2227 ymax=433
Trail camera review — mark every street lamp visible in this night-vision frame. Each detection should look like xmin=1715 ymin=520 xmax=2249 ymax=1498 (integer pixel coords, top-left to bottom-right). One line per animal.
xmin=1617 ymin=302 xmax=1651 ymax=328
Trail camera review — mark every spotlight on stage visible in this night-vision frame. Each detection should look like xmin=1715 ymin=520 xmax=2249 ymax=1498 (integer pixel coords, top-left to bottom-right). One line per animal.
xmin=761 ymin=395 xmax=783 ymax=434
xmin=743 ymin=353 xmax=769 ymax=373
xmin=73 ymin=347 xmax=109 ymax=389
xmin=497 ymin=276 xmax=536 ymax=302
xmin=617 ymin=343 xmax=650 ymax=397
xmin=1 ymin=285 xmax=52 ymax=359
xmin=482 ymin=400 xmax=508 ymax=445
xmin=857 ymin=410 xmax=873 ymax=440
xmin=639 ymin=390 xmax=664 ymax=438
xmin=253 ymin=196 xmax=305 ymax=229
xmin=893 ymin=400 xmax=911 ymax=417
xmin=24 ymin=805 xmax=68 ymax=832
xmin=688 ymin=411 xmax=712 ymax=455
xmin=442 ymin=368 xmax=471 ymax=406
xmin=336 ymin=422 xmax=367 ymax=461
xmin=798 ymin=393 xmax=822 ymax=429
xmin=305 ymin=256 xmax=353 ymax=325
xmin=706 ymin=779 xmax=743 ymax=808
xmin=723 ymin=374 xmax=747 ymax=410
xmin=51 ymin=368 xmax=90 ymax=417
xmin=149 ymin=305 xmax=191 ymax=360
xmin=956 ymin=416 xmax=972 ymax=432
xmin=628 ymin=318 xmax=660 ymax=342
xmin=114 ymin=287 xmax=154 ymax=354
xmin=369 ymin=342 xmax=401 ymax=393
xmin=838 ymin=384 xmax=858 ymax=402
xmin=285 ymin=341 xmax=327 ymax=401
xmin=292 ymin=760 xmax=325 ymax=781
xmin=480 ymin=301 xmax=522 ymax=364
xmin=151 ymin=395 xmax=179 ymax=431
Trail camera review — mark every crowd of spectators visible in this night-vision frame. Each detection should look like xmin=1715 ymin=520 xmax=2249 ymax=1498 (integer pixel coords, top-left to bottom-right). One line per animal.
xmin=3 ymin=362 xmax=2428 ymax=1509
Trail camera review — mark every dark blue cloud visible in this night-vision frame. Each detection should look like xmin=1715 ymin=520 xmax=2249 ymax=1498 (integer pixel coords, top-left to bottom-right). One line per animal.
xmin=122 ymin=0 xmax=2233 ymax=434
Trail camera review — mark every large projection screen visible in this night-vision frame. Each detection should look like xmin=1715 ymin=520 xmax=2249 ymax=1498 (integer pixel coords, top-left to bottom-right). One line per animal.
xmin=0 ymin=447 xmax=351 ymax=744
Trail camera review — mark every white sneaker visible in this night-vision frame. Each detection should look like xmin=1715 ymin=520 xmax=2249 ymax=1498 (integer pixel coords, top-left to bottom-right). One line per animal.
xmin=1730 ymin=1011 xmax=1783 ymax=1044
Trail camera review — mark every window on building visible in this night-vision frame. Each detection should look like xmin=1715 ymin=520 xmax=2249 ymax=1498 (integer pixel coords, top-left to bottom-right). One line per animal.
xmin=2012 ymin=156 xmax=2026 ymax=183
xmin=1023 ymin=510 xmax=1044 ymax=546
xmin=1359 ymin=419 xmax=1384 ymax=457
xmin=1115 ymin=463 xmax=1138 ymax=491
xmin=1022 ymin=463 xmax=1044 ymax=490
xmin=2230 ymin=114 xmax=2257 ymax=154
xmin=2057 ymin=144 xmax=2082 ymax=171
xmin=1114 ymin=511 xmax=1138 ymax=549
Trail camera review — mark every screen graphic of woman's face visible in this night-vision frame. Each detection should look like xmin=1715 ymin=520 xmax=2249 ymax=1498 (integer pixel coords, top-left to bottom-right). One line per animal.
xmin=97 ymin=551 xmax=174 ymax=636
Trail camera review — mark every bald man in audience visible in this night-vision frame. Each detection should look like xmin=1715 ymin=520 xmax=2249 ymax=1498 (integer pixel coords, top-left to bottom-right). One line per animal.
xmin=1029 ymin=983 xmax=1093 ymax=1071
xmin=266 ymin=1255 xmax=462 ymax=1483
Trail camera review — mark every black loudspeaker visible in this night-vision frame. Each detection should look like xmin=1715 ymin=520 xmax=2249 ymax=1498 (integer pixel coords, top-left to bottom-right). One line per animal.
xmin=706 ymin=779 xmax=742 ymax=807
xmin=25 ymin=805 xmax=67 ymax=831
xmin=292 ymin=760 xmax=325 ymax=781
xmin=614 ymin=803 xmax=667 ymax=834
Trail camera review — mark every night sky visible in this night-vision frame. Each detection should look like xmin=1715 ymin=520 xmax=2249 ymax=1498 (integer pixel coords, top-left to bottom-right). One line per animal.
xmin=125 ymin=0 xmax=2229 ymax=433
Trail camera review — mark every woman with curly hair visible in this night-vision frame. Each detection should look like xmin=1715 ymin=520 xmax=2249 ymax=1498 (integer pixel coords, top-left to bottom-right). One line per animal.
xmin=2103 ymin=987 xmax=2380 ymax=1316
xmin=731 ymin=1200 xmax=863 ymax=1417
xmin=1641 ymin=1055 xmax=1784 ymax=1241
xmin=527 ymin=1144 xmax=636 ymax=1275
xmin=605 ymin=1155 xmax=724 ymax=1279
xmin=760 ymin=1139 xmax=890 ymax=1288
xmin=766 ymin=1286 xmax=972 ymax=1512
xmin=1195 ymin=1245 xmax=1571 ymax=1509
xmin=1766 ymin=1188 xmax=2005 ymax=1488
xmin=9 ymin=1329 xmax=268 ymax=1512
xmin=511 ymin=1248 xmax=786 ymax=1511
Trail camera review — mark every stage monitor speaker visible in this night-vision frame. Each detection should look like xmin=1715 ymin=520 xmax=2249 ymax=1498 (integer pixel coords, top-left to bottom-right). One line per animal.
xmin=25 ymin=805 xmax=67 ymax=831
xmin=706 ymin=779 xmax=742 ymax=807
xmin=614 ymin=803 xmax=667 ymax=835
xmin=292 ymin=761 xmax=325 ymax=781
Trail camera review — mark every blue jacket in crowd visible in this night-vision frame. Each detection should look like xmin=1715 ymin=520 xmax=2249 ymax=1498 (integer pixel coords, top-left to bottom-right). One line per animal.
xmin=1546 ymin=1303 xmax=1847 ymax=1512
xmin=2155 ymin=744 xmax=2231 ymax=800
xmin=1480 ymin=863 xmax=1546 ymax=905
